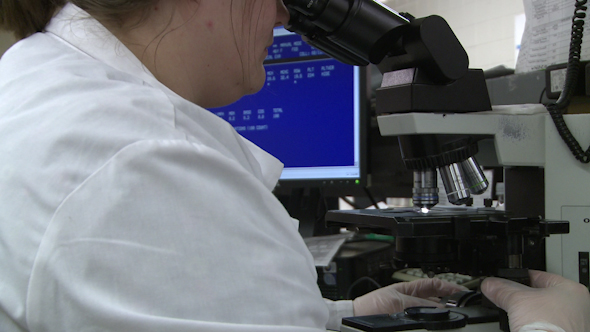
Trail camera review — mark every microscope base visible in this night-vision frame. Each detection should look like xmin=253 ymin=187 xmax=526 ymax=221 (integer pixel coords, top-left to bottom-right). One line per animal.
xmin=341 ymin=322 xmax=499 ymax=332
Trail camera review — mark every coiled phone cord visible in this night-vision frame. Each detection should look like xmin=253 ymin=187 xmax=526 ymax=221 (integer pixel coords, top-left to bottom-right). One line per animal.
xmin=545 ymin=0 xmax=590 ymax=163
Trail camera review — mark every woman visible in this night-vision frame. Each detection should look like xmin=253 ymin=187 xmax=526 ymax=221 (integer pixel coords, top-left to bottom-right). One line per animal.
xmin=0 ymin=1 xmax=562 ymax=331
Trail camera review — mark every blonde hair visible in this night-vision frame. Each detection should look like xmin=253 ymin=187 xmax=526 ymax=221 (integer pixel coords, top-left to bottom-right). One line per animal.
xmin=0 ymin=0 xmax=157 ymax=40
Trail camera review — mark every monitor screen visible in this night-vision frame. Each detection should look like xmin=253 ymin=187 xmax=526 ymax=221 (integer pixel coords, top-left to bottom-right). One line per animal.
xmin=209 ymin=28 xmax=367 ymax=189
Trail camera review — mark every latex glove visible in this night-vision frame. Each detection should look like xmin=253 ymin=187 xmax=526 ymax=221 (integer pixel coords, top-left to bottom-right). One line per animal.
xmin=481 ymin=270 xmax=590 ymax=332
xmin=352 ymin=278 xmax=468 ymax=316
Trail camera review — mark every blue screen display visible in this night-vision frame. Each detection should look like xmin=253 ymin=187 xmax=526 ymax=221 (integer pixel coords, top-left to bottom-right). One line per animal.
xmin=209 ymin=28 xmax=363 ymax=183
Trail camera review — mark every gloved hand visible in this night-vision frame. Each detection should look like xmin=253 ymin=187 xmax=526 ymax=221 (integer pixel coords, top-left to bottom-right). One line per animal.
xmin=352 ymin=278 xmax=468 ymax=316
xmin=481 ymin=270 xmax=590 ymax=332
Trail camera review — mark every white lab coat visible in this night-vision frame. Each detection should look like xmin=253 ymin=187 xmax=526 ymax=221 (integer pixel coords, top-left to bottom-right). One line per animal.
xmin=0 ymin=3 xmax=352 ymax=332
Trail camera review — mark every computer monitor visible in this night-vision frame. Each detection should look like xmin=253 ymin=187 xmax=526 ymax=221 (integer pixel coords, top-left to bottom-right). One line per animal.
xmin=209 ymin=27 xmax=368 ymax=190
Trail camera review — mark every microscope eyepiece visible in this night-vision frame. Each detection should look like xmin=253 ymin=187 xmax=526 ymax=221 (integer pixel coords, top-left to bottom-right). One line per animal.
xmin=283 ymin=0 xmax=330 ymax=18
xmin=283 ymin=0 xmax=410 ymax=66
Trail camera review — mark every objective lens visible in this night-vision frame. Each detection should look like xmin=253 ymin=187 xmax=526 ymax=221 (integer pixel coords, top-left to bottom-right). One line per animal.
xmin=439 ymin=163 xmax=470 ymax=205
xmin=460 ymin=157 xmax=489 ymax=195
xmin=412 ymin=170 xmax=439 ymax=209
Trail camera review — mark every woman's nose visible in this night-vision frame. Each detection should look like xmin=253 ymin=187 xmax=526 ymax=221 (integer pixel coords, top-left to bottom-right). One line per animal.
xmin=276 ymin=0 xmax=291 ymax=27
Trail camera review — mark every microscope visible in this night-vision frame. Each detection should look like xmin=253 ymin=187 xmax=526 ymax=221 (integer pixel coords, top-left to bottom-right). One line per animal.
xmin=282 ymin=0 xmax=588 ymax=331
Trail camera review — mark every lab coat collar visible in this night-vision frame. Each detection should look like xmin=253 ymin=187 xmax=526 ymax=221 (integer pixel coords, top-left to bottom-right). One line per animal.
xmin=45 ymin=3 xmax=168 ymax=93
xmin=44 ymin=3 xmax=284 ymax=191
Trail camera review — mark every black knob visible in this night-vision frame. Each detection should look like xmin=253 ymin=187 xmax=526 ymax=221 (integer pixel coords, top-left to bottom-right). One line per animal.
xmin=404 ymin=307 xmax=450 ymax=321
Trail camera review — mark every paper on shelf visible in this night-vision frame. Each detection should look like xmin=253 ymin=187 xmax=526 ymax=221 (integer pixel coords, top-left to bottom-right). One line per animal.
xmin=304 ymin=233 xmax=354 ymax=267
xmin=516 ymin=0 xmax=590 ymax=73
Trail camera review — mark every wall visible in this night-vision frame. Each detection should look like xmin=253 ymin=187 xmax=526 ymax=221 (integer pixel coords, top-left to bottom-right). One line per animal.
xmin=382 ymin=0 xmax=525 ymax=71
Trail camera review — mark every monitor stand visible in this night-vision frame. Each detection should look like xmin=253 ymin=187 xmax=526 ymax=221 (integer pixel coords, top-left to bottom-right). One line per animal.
xmin=276 ymin=187 xmax=340 ymax=238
